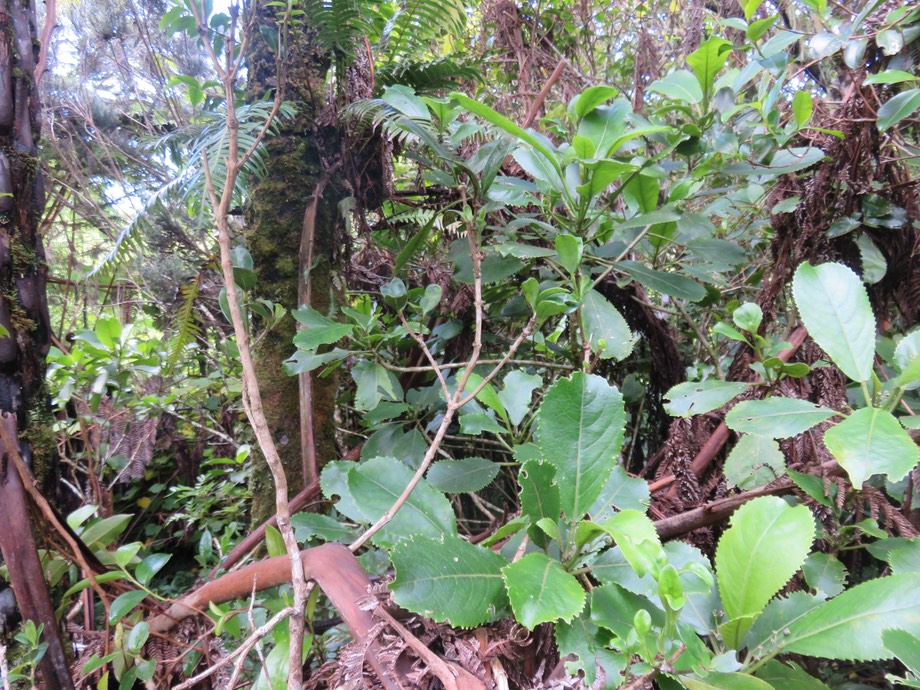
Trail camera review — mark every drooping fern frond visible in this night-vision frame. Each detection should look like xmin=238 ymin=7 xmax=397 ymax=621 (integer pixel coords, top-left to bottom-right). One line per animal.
xmin=168 ymin=278 xmax=202 ymax=372
xmin=92 ymin=99 xmax=296 ymax=274
xmin=345 ymin=97 xmax=458 ymax=166
xmin=300 ymin=0 xmax=375 ymax=59
xmin=376 ymin=56 xmax=480 ymax=91
xmin=377 ymin=0 xmax=468 ymax=60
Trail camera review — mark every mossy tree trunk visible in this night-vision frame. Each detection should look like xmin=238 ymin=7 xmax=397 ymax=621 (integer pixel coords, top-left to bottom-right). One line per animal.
xmin=244 ymin=15 xmax=345 ymax=522
xmin=0 ymin=0 xmax=73 ymax=687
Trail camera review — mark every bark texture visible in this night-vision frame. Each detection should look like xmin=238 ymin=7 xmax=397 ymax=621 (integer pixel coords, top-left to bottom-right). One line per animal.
xmin=0 ymin=0 xmax=73 ymax=686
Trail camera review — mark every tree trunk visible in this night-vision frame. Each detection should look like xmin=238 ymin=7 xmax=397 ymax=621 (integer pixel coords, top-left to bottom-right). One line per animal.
xmin=0 ymin=0 xmax=73 ymax=687
xmin=244 ymin=14 xmax=345 ymax=522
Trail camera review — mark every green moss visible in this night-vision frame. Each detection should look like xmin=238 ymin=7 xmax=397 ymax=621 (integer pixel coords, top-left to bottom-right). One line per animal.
xmin=23 ymin=394 xmax=55 ymax=482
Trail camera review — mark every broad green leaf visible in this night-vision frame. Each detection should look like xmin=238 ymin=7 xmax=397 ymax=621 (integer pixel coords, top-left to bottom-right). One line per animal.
xmin=498 ymin=370 xmax=542 ymax=426
xmin=135 ymin=554 xmax=171 ymax=586
xmin=463 ymin=371 xmax=508 ymax=425
xmin=450 ymin=92 xmax=562 ymax=179
xmin=390 ymin=534 xmax=508 ymax=627
xmin=79 ymin=514 xmax=132 ymax=548
xmin=733 ymin=303 xmax=762 ymax=333
xmin=538 ymin=373 xmax=626 ymax=520
xmin=292 ymin=307 xmax=354 ymax=350
xmin=865 ymin=70 xmax=920 ymax=85
xmin=872 ymin=88 xmax=917 ymax=132
xmin=284 ymin=348 xmax=348 ymax=375
xmin=722 ymin=147 xmax=825 ymax=176
xmin=427 ymin=457 xmax=499 ymax=493
xmin=894 ymin=330 xmax=920 ymax=390
xmin=591 ymin=583 xmax=664 ymax=639
xmin=518 ymin=461 xmax=561 ymax=546
xmin=459 ymin=412 xmax=506 ymax=436
xmin=580 ymin=289 xmax=637 ymax=361
xmin=664 ymin=380 xmax=751 ymax=418
xmin=502 ymin=553 xmax=586 ymax=628
xmin=109 ymin=590 xmax=148 ymax=624
xmin=681 ymin=672 xmax=775 ymax=690
xmin=577 ymin=101 xmax=630 ymax=157
xmin=755 ymin=660 xmax=830 ymax=690
xmin=394 ymin=216 xmax=436 ymax=273
xmin=584 ymin=159 xmax=637 ymax=197
xmin=346 ymin=456 xmax=455 ymax=547
xmin=555 ymin=234 xmax=583 ymax=274
xmin=320 ymin=461 xmax=363 ymax=520
xmin=588 ymin=465 xmax=650 ymax=521
xmin=687 ymin=37 xmax=732 ymax=96
xmin=783 ymin=574 xmax=920 ymax=660
xmin=725 ymin=398 xmax=836 ymax=438
xmin=884 ymin=628 xmax=920 ymax=675
xmin=618 ymin=261 xmax=706 ymax=301
xmin=741 ymin=0 xmax=764 ymax=20
xmin=793 ymin=90 xmax=813 ymax=128
xmin=802 ymin=553 xmax=846 ymax=597
xmin=600 ymin=509 xmax=662 ymax=578
xmin=648 ymin=70 xmax=703 ymax=103
xmin=568 ymin=85 xmax=619 ymax=121
xmin=745 ymin=591 xmax=824 ymax=653
xmin=865 ymin=537 xmax=920 ymax=574
xmin=290 ymin=513 xmax=355 ymax=544
xmin=856 ymin=234 xmax=887 ymax=284
xmin=724 ymin=435 xmax=785 ymax=489
xmin=514 ymin=146 xmax=565 ymax=192
xmin=715 ymin=497 xmax=814 ymax=646
xmin=381 ymin=84 xmax=429 ymax=119
xmin=823 ymin=407 xmax=919 ymax=487
xmin=419 ymin=284 xmax=442 ymax=315
xmin=352 ymin=361 xmax=403 ymax=411
xmin=555 ymin=613 xmax=627 ymax=685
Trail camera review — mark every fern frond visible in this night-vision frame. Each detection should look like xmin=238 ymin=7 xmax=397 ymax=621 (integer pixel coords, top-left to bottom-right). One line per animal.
xmin=378 ymin=0 xmax=467 ymax=60
xmin=92 ymin=100 xmax=296 ymax=274
xmin=344 ymin=97 xmax=458 ymax=164
xmin=301 ymin=0 xmax=374 ymax=58
xmin=376 ymin=56 xmax=480 ymax=91
xmin=168 ymin=278 xmax=202 ymax=372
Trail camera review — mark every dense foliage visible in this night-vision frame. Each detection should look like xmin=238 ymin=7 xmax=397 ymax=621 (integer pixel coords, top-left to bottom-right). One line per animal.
xmin=0 ymin=0 xmax=919 ymax=688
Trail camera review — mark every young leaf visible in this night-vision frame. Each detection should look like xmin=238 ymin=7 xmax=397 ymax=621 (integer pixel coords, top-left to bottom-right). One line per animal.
xmin=782 ymin=574 xmax=920 ymax=660
xmin=538 ymin=373 xmax=626 ymax=520
xmin=580 ymin=289 xmax=637 ymax=362
xmin=877 ymin=88 xmax=920 ymax=132
xmin=894 ymin=330 xmax=920 ymax=390
xmin=108 ymin=590 xmax=148 ymax=624
xmin=725 ymin=398 xmax=836 ymax=438
xmin=793 ymin=90 xmax=814 ymax=128
xmin=687 ymin=37 xmax=732 ymax=96
xmin=497 ymin=370 xmax=542 ymax=426
xmin=648 ymin=70 xmax=704 ymax=103
xmin=502 ymin=553 xmax=586 ymax=629
xmin=390 ymin=534 xmax=508 ymax=627
xmin=664 ymin=380 xmax=752 ymax=418
xmin=823 ymin=407 xmax=919 ymax=487
xmin=715 ymin=497 xmax=814 ymax=647
xmin=792 ymin=262 xmax=876 ymax=382
xmin=567 ymin=85 xmax=619 ymax=121
xmin=426 ymin=457 xmax=499 ymax=493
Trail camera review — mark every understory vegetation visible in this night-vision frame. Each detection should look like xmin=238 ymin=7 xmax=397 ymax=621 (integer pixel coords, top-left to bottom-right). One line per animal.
xmin=1 ymin=0 xmax=920 ymax=688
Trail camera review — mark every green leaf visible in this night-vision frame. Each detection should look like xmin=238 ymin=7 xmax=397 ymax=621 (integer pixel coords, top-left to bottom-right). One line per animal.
xmin=856 ymin=234 xmax=887 ymax=284
xmin=580 ymin=289 xmax=637 ymax=361
xmin=664 ymin=380 xmax=752 ymax=418
xmin=459 ymin=412 xmax=506 ymax=436
xmin=618 ymin=261 xmax=706 ymax=301
xmin=745 ymin=591 xmax=824 ymax=653
xmin=792 ymin=90 xmax=814 ymax=128
xmin=600 ymin=509 xmax=663 ymax=578
xmin=864 ymin=70 xmax=919 ymax=85
xmin=419 ymin=284 xmax=442 ymax=315
xmin=555 ymin=613 xmax=627 ymax=685
xmin=877 ymin=88 xmax=920 ymax=132
xmin=568 ymin=85 xmax=619 ymax=121
xmin=109 ymin=590 xmax=148 ymax=624
xmin=725 ymin=398 xmax=836 ymax=438
xmin=518 ymin=461 xmax=561 ymax=544
xmin=687 ymin=37 xmax=732 ymax=96
xmin=514 ymin=146 xmax=565 ymax=192
xmin=681 ymin=672 xmax=775 ymax=690
xmin=802 ymin=553 xmax=846 ymax=597
xmin=894 ymin=329 xmax=920 ymax=390
xmin=498 ymin=370 xmax=542 ymax=426
xmin=502 ymin=553 xmax=586 ymax=629
xmin=733 ymin=303 xmax=763 ymax=333
xmin=724 ymin=434 xmax=785 ymax=489
xmin=591 ymin=583 xmax=664 ymax=638
xmin=292 ymin=307 xmax=354 ymax=351
xmin=884 ymin=628 xmax=920 ymax=675
xmin=346 ymin=456 xmax=456 ymax=547
xmin=290 ymin=513 xmax=355 ymax=543
xmin=463 ymin=371 xmax=508 ymax=424
xmin=135 ymin=554 xmax=171 ymax=586
xmin=538 ymin=373 xmax=626 ymax=520
xmin=783 ymin=574 xmax=920 ymax=660
xmin=126 ymin=622 xmax=149 ymax=655
xmin=648 ymin=70 xmax=703 ymax=103
xmin=555 ymin=234 xmax=583 ymax=274
xmin=265 ymin=524 xmax=285 ymax=557
xmin=390 ymin=534 xmax=508 ymax=627
xmin=427 ymin=457 xmax=499 ymax=493
xmin=755 ymin=660 xmax=830 ymax=690
xmin=352 ymin=360 xmax=403 ymax=411
xmin=722 ymin=147 xmax=825 ymax=176
xmin=823 ymin=407 xmax=919 ymax=488
xmin=715 ymin=497 xmax=814 ymax=647
xmin=393 ymin=215 xmax=438 ymax=273
xmin=741 ymin=0 xmax=764 ymax=20
xmin=588 ymin=465 xmax=651 ymax=520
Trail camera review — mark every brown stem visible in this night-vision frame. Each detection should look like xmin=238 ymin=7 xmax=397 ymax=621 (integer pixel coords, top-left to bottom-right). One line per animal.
xmin=522 ymin=59 xmax=566 ymax=129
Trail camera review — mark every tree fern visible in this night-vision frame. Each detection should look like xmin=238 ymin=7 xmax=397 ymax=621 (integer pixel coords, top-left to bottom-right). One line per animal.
xmin=376 ymin=56 xmax=479 ymax=91
xmin=300 ymin=0 xmax=374 ymax=59
xmin=378 ymin=0 xmax=467 ymax=60
xmin=92 ymin=99 xmax=296 ymax=274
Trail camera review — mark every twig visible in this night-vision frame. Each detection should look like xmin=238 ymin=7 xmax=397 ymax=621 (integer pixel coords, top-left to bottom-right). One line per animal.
xmin=522 ymin=59 xmax=566 ymax=129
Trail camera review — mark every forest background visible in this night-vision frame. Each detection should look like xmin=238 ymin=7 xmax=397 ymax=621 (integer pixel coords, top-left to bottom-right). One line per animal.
xmin=1 ymin=0 xmax=920 ymax=688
